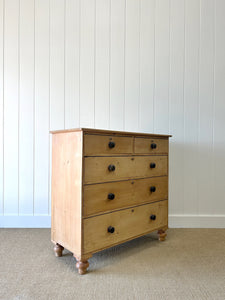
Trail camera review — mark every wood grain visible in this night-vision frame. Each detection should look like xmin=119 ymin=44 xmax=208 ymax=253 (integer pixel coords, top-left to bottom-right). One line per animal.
xmin=83 ymin=200 xmax=168 ymax=254
xmin=83 ymin=176 xmax=168 ymax=217
xmin=51 ymin=127 xmax=172 ymax=138
xmin=134 ymin=137 xmax=168 ymax=154
xmin=84 ymin=134 xmax=133 ymax=156
xmin=51 ymin=131 xmax=83 ymax=256
xmin=84 ymin=155 xmax=168 ymax=184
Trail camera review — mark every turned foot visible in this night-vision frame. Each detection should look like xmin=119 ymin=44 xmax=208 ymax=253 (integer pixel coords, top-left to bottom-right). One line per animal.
xmin=75 ymin=260 xmax=89 ymax=275
xmin=74 ymin=255 xmax=91 ymax=275
xmin=158 ymin=229 xmax=167 ymax=241
xmin=54 ymin=243 xmax=64 ymax=257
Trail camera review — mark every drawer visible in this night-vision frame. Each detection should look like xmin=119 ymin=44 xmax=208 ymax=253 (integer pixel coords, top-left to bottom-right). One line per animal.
xmin=83 ymin=200 xmax=168 ymax=253
xmin=134 ymin=137 xmax=168 ymax=154
xmin=83 ymin=176 xmax=168 ymax=217
xmin=84 ymin=156 xmax=168 ymax=184
xmin=84 ymin=134 xmax=133 ymax=156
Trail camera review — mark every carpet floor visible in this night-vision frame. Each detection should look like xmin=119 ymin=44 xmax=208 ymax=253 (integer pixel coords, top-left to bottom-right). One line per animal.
xmin=0 ymin=229 xmax=225 ymax=300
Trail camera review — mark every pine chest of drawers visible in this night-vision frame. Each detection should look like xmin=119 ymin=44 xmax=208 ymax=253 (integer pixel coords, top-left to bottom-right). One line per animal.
xmin=51 ymin=128 xmax=171 ymax=274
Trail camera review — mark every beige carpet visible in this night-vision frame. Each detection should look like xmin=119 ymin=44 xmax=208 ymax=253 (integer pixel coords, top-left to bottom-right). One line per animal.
xmin=0 ymin=229 xmax=225 ymax=300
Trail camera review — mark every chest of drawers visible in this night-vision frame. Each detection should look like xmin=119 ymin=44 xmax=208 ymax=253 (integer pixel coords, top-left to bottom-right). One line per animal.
xmin=51 ymin=128 xmax=171 ymax=274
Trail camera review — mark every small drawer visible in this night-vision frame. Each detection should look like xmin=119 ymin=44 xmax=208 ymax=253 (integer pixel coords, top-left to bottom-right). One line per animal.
xmin=83 ymin=176 xmax=168 ymax=217
xmin=83 ymin=200 xmax=168 ymax=254
xmin=134 ymin=137 xmax=168 ymax=154
xmin=84 ymin=134 xmax=133 ymax=156
xmin=84 ymin=156 xmax=168 ymax=184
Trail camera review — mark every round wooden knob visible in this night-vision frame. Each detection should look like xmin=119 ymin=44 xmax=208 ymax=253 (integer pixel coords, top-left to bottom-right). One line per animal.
xmin=108 ymin=193 xmax=115 ymax=200
xmin=108 ymin=226 xmax=115 ymax=233
xmin=150 ymin=186 xmax=156 ymax=192
xmin=150 ymin=163 xmax=156 ymax=168
xmin=108 ymin=164 xmax=116 ymax=172
xmin=108 ymin=141 xmax=115 ymax=148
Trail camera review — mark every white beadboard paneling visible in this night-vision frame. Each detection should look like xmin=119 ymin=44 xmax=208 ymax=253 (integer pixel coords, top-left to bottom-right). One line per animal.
xmin=169 ymin=0 xmax=185 ymax=215
xmin=109 ymin=0 xmax=125 ymax=130
xmin=64 ymin=0 xmax=80 ymax=129
xmin=183 ymin=0 xmax=200 ymax=215
xmin=139 ymin=0 xmax=155 ymax=133
xmin=0 ymin=0 xmax=3 ymax=215
xmin=49 ymin=0 xmax=65 ymax=131
xmin=124 ymin=0 xmax=140 ymax=131
xmin=94 ymin=0 xmax=110 ymax=129
xmin=3 ymin=0 xmax=19 ymax=215
xmin=198 ymin=0 xmax=215 ymax=214
xmin=0 ymin=215 xmax=51 ymax=228
xmin=154 ymin=0 xmax=170 ymax=134
xmin=79 ymin=0 xmax=95 ymax=128
xmin=0 ymin=0 xmax=225 ymax=227
xmin=214 ymin=0 xmax=225 ymax=215
xmin=34 ymin=0 xmax=50 ymax=215
xmin=169 ymin=215 xmax=225 ymax=229
xmin=19 ymin=0 xmax=34 ymax=215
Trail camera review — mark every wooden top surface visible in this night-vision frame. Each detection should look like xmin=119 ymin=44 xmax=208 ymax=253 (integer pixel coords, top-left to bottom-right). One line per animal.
xmin=50 ymin=128 xmax=172 ymax=138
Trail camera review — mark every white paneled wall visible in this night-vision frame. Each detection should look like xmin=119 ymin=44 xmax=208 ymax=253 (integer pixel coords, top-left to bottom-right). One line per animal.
xmin=0 ymin=0 xmax=225 ymax=228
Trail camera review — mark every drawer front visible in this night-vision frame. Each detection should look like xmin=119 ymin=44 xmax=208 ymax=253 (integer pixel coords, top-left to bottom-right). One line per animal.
xmin=84 ymin=156 xmax=168 ymax=184
xmin=84 ymin=134 xmax=133 ymax=156
xmin=135 ymin=137 xmax=168 ymax=154
xmin=83 ymin=176 xmax=168 ymax=217
xmin=83 ymin=200 xmax=168 ymax=253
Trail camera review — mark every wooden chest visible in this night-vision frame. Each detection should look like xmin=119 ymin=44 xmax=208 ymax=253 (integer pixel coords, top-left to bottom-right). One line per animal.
xmin=51 ymin=128 xmax=171 ymax=274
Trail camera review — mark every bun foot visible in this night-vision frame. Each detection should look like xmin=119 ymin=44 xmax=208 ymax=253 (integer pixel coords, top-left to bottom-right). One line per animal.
xmin=158 ymin=229 xmax=167 ymax=241
xmin=76 ymin=260 xmax=89 ymax=275
xmin=74 ymin=255 xmax=91 ymax=275
xmin=54 ymin=243 xmax=64 ymax=257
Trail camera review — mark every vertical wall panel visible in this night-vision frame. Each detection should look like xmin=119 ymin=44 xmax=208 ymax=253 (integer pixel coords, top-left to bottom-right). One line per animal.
xmin=50 ymin=0 xmax=65 ymax=131
xmin=183 ymin=0 xmax=200 ymax=215
xmin=79 ymin=0 xmax=95 ymax=127
xmin=169 ymin=0 xmax=185 ymax=215
xmin=0 ymin=0 xmax=3 ymax=215
xmin=19 ymin=0 xmax=34 ymax=215
xmin=95 ymin=0 xmax=110 ymax=129
xmin=124 ymin=0 xmax=140 ymax=131
xmin=64 ymin=0 xmax=80 ymax=129
xmin=1 ymin=0 xmax=225 ymax=226
xmin=214 ymin=0 xmax=225 ymax=214
xmin=34 ymin=0 xmax=50 ymax=215
xmin=109 ymin=0 xmax=125 ymax=130
xmin=154 ymin=0 xmax=170 ymax=134
xmin=139 ymin=0 xmax=155 ymax=133
xmin=4 ymin=0 xmax=19 ymax=215
xmin=198 ymin=0 xmax=215 ymax=214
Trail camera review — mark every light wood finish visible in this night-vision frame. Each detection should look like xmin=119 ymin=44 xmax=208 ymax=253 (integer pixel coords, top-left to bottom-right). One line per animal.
xmin=134 ymin=137 xmax=168 ymax=154
xmin=83 ymin=176 xmax=168 ymax=217
xmin=83 ymin=200 xmax=168 ymax=254
xmin=51 ymin=131 xmax=83 ymax=257
xmin=84 ymin=134 xmax=133 ymax=156
xmin=51 ymin=128 xmax=170 ymax=274
xmin=54 ymin=243 xmax=64 ymax=257
xmin=84 ymin=156 xmax=167 ymax=184
xmin=51 ymin=127 xmax=172 ymax=138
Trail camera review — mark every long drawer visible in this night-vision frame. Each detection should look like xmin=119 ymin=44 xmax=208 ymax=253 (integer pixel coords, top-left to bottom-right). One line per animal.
xmin=83 ymin=176 xmax=168 ymax=217
xmin=84 ymin=156 xmax=168 ymax=184
xmin=83 ymin=200 xmax=168 ymax=254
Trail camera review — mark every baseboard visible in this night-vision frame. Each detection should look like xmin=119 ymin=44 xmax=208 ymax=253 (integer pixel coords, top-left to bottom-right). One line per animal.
xmin=0 ymin=215 xmax=51 ymax=228
xmin=169 ymin=215 xmax=225 ymax=228
xmin=0 ymin=215 xmax=225 ymax=228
